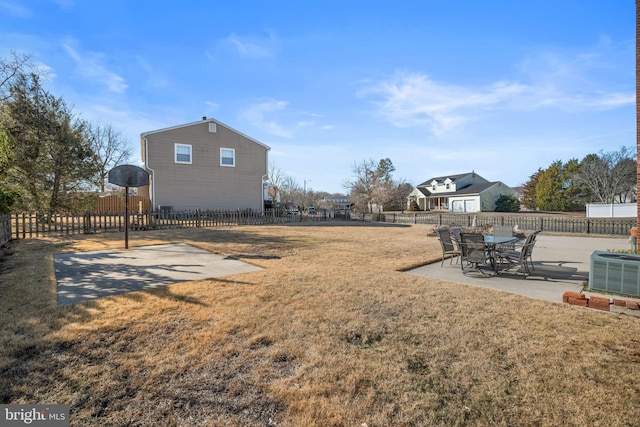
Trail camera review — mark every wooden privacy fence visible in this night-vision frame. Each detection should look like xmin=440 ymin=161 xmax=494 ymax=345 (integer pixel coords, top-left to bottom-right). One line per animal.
xmin=5 ymin=209 xmax=331 ymax=240
xmin=96 ymin=195 xmax=150 ymax=214
xmin=360 ymin=212 xmax=636 ymax=236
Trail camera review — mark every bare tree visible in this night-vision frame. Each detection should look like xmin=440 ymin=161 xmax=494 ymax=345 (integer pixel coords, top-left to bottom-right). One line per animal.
xmin=0 ymin=51 xmax=39 ymax=102
xmin=266 ymin=162 xmax=288 ymax=204
xmin=280 ymin=175 xmax=301 ymax=206
xmin=575 ymin=147 xmax=637 ymax=203
xmin=345 ymin=159 xmax=378 ymax=212
xmin=88 ymin=122 xmax=132 ymax=192
xmin=345 ymin=158 xmax=403 ymax=212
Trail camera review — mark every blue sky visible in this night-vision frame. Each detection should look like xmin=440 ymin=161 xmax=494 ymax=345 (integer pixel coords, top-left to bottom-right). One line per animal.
xmin=1 ymin=1 xmax=635 ymax=194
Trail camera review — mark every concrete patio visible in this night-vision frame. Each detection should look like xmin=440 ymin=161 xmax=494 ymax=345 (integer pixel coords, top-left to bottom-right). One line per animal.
xmin=407 ymin=234 xmax=640 ymax=312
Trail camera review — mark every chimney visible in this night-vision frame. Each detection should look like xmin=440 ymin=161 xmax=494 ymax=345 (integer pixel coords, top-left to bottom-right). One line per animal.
xmin=202 ymin=116 xmax=207 ymax=120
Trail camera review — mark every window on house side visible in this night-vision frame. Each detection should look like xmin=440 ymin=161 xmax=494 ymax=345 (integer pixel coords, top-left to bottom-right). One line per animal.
xmin=221 ymin=148 xmax=235 ymax=167
xmin=175 ymin=144 xmax=192 ymax=164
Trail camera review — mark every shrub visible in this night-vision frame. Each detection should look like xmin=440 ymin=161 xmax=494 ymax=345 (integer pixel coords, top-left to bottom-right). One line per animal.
xmin=495 ymin=195 xmax=520 ymax=212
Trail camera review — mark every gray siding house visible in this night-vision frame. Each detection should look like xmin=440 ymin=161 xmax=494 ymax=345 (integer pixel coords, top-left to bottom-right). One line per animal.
xmin=407 ymin=171 xmax=520 ymax=212
xmin=140 ymin=117 xmax=270 ymax=211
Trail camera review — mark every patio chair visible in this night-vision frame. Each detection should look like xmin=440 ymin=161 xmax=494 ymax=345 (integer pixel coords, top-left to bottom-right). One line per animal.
xmin=492 ymin=225 xmax=514 ymax=237
xmin=524 ymin=230 xmax=542 ymax=271
xmin=493 ymin=224 xmax=516 ymax=251
xmin=450 ymin=227 xmax=462 ymax=251
xmin=508 ymin=229 xmax=541 ymax=269
xmin=436 ymin=228 xmax=460 ymax=266
xmin=459 ymin=232 xmax=491 ymax=277
xmin=496 ymin=231 xmax=539 ymax=277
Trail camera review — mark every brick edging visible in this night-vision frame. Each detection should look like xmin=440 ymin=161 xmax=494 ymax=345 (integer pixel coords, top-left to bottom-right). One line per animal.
xmin=562 ymin=291 xmax=640 ymax=312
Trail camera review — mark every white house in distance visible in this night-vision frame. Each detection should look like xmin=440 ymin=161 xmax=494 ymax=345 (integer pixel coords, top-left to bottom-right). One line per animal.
xmin=407 ymin=171 xmax=520 ymax=212
xmin=139 ymin=117 xmax=270 ymax=211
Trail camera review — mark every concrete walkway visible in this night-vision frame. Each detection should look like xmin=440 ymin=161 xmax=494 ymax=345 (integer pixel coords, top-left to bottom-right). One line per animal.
xmin=54 ymin=243 xmax=262 ymax=306
xmin=407 ymin=234 xmax=635 ymax=304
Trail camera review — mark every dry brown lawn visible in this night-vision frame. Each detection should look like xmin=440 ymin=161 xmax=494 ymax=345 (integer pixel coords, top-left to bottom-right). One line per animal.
xmin=1 ymin=222 xmax=639 ymax=426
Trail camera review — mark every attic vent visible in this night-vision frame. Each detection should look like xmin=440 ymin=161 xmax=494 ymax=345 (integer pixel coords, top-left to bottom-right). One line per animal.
xmin=209 ymin=123 xmax=217 ymax=133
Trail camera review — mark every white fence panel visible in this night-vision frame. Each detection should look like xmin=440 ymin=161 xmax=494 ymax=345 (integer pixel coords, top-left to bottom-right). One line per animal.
xmin=586 ymin=203 xmax=636 ymax=218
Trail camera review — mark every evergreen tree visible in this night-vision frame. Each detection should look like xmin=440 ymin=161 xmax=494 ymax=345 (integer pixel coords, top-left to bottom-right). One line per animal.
xmin=535 ymin=161 xmax=566 ymax=211
xmin=521 ymin=169 xmax=542 ymax=210
xmin=4 ymin=73 xmax=98 ymax=213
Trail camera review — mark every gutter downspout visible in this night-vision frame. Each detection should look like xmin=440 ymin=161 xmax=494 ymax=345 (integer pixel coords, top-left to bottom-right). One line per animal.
xmin=143 ymin=135 xmax=156 ymax=210
xmin=261 ymin=174 xmax=269 ymax=214
xmin=262 ymin=147 xmax=271 ymax=214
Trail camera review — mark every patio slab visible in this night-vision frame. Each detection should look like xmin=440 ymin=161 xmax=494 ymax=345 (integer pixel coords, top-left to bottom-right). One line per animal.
xmin=54 ymin=243 xmax=262 ymax=306
xmin=407 ymin=234 xmax=637 ymax=304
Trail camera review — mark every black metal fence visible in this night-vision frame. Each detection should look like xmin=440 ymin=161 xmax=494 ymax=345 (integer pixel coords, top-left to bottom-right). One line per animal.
xmin=1 ymin=210 xmax=636 ymax=244
xmin=4 ymin=209 xmax=334 ymax=240
xmin=357 ymin=212 xmax=636 ymax=236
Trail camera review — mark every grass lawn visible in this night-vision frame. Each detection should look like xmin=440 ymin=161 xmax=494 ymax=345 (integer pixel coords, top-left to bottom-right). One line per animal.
xmin=1 ymin=222 xmax=639 ymax=426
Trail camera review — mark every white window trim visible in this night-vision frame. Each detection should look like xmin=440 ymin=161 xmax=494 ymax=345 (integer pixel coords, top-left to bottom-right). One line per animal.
xmin=175 ymin=143 xmax=192 ymax=164
xmin=220 ymin=147 xmax=235 ymax=167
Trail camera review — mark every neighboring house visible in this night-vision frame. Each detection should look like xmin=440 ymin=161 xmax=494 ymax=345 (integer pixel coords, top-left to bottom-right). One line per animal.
xmin=407 ymin=171 xmax=520 ymax=212
xmin=319 ymin=197 xmax=351 ymax=211
xmin=140 ymin=117 xmax=270 ymax=211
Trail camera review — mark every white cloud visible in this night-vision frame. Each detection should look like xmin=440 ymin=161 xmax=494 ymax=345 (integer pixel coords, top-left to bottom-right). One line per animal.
xmin=205 ymin=101 xmax=220 ymax=111
xmin=360 ymin=72 xmax=527 ymax=135
xmin=515 ymin=41 xmax=635 ymax=111
xmin=135 ymin=56 xmax=168 ymax=89
xmin=221 ymin=30 xmax=277 ymax=59
xmin=51 ymin=0 xmax=75 ymax=9
xmin=0 ymin=1 xmax=32 ymax=18
xmin=361 ymin=40 xmax=634 ymax=136
xmin=62 ymin=41 xmax=128 ymax=93
xmin=240 ymin=99 xmax=320 ymax=138
xmin=241 ymin=99 xmax=293 ymax=138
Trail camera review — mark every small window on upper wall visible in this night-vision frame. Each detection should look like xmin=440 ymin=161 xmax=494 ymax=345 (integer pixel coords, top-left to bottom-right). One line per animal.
xmin=175 ymin=143 xmax=192 ymax=164
xmin=220 ymin=148 xmax=235 ymax=167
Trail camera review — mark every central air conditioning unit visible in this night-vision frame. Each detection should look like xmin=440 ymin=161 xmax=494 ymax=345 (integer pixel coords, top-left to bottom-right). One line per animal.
xmin=589 ymin=251 xmax=640 ymax=297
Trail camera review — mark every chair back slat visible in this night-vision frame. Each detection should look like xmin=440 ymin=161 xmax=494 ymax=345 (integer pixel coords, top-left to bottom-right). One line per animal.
xmin=492 ymin=225 xmax=513 ymax=238
xmin=436 ymin=228 xmax=455 ymax=252
xmin=460 ymin=233 xmax=486 ymax=263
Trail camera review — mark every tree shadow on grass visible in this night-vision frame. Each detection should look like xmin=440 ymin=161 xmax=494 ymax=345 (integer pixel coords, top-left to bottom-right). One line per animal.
xmin=0 ymin=234 xmax=289 ymax=424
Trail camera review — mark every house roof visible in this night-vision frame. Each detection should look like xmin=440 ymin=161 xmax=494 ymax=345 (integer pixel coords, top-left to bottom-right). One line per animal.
xmin=416 ymin=187 xmax=431 ymax=197
xmin=425 ymin=182 xmax=500 ymax=198
xmin=417 ymin=172 xmax=478 ymax=187
xmin=140 ymin=117 xmax=271 ymax=151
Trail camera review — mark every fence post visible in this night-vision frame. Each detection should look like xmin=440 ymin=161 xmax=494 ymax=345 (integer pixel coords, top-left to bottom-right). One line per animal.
xmin=586 ymin=219 xmax=590 ymax=234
